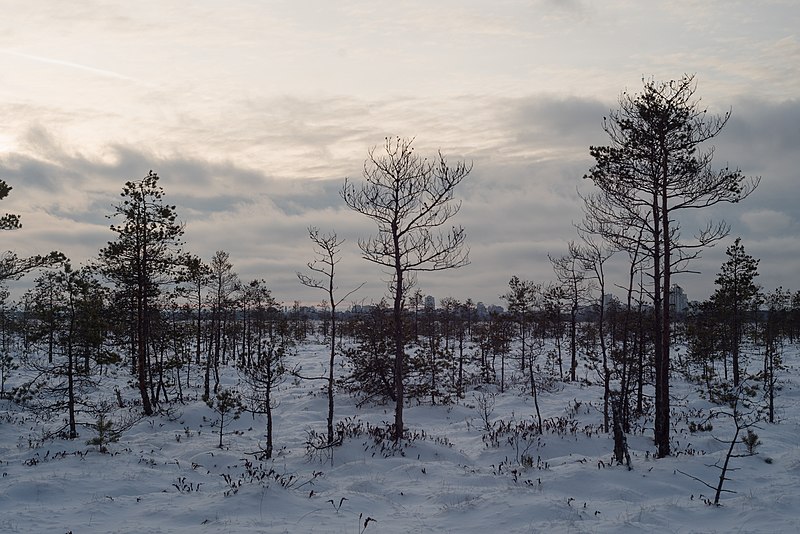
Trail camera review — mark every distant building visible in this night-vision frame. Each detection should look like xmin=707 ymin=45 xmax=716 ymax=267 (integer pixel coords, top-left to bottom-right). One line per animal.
xmin=424 ymin=295 xmax=436 ymax=311
xmin=602 ymin=293 xmax=618 ymax=308
xmin=350 ymin=303 xmax=376 ymax=314
xmin=669 ymin=285 xmax=689 ymax=315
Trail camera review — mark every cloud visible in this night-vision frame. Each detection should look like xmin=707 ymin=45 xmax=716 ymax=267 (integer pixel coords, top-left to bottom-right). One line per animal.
xmin=713 ymin=97 xmax=800 ymax=239
xmin=0 ymin=129 xmax=390 ymax=304
xmin=740 ymin=209 xmax=793 ymax=234
xmin=0 ymin=50 xmax=145 ymax=84
xmin=4 ymin=87 xmax=797 ymax=306
xmin=724 ymin=97 xmax=800 ymax=156
xmin=496 ymin=94 xmax=609 ymax=156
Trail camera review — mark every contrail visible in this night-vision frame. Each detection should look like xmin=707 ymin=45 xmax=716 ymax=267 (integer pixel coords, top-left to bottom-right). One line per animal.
xmin=1 ymin=49 xmax=145 ymax=84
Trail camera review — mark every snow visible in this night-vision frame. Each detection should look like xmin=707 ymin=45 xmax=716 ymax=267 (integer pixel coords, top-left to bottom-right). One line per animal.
xmin=2 ymin=338 xmax=799 ymax=533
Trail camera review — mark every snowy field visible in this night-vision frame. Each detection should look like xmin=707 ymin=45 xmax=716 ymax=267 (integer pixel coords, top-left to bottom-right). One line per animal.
xmin=1 ymin=337 xmax=799 ymax=533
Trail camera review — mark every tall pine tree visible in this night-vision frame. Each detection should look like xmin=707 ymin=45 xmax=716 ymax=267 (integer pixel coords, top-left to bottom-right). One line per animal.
xmin=98 ymin=172 xmax=185 ymax=416
xmin=583 ymin=76 xmax=759 ymax=457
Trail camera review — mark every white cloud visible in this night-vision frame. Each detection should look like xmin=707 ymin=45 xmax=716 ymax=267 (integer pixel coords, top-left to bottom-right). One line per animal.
xmin=740 ymin=209 xmax=793 ymax=234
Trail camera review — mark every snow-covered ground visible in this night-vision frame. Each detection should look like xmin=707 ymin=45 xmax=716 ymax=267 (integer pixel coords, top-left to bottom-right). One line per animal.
xmin=2 ymin=338 xmax=799 ymax=533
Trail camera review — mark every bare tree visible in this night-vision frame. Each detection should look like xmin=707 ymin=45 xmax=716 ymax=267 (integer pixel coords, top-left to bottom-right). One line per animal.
xmin=584 ymin=76 xmax=759 ymax=457
xmin=297 ymin=227 xmax=363 ymax=446
xmin=549 ymin=243 xmax=590 ymax=382
xmin=678 ymin=382 xmax=760 ymax=505
xmin=341 ymin=137 xmax=471 ymax=440
xmin=572 ymin=229 xmax=614 ymax=432
xmin=206 ymin=250 xmax=238 ymax=400
xmin=181 ymin=255 xmax=211 ymax=370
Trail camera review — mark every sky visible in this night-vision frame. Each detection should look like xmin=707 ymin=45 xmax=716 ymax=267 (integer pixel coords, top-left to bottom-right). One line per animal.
xmin=0 ymin=0 xmax=798 ymax=307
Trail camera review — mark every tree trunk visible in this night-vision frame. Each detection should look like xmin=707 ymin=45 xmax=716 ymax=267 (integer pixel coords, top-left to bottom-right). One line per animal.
xmin=655 ymin=151 xmax=671 ymax=458
xmin=137 ymin=282 xmax=153 ymax=416
xmin=392 ymin=266 xmax=405 ymax=442
xmin=327 ymin=304 xmax=336 ymax=446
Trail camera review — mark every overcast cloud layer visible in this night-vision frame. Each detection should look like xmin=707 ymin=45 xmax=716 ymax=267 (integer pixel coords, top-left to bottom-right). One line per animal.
xmin=1 ymin=1 xmax=798 ymax=306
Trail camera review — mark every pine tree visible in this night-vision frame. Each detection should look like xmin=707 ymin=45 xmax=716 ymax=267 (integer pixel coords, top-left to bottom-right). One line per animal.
xmin=0 ymin=179 xmax=64 ymax=283
xmin=15 ymin=264 xmax=107 ymax=438
xmin=710 ymin=238 xmax=761 ymax=387
xmin=583 ymin=76 xmax=759 ymax=457
xmin=206 ymin=250 xmax=238 ymax=400
xmin=98 ymin=171 xmax=186 ymax=416
xmin=206 ymin=388 xmax=244 ymax=448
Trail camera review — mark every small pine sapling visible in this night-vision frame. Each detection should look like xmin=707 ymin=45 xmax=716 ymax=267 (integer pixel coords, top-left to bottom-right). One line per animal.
xmin=84 ymin=400 xmax=140 ymax=453
xmin=206 ymin=388 xmax=244 ymax=448
xmin=741 ymin=429 xmax=761 ymax=455
xmin=87 ymin=414 xmax=118 ymax=453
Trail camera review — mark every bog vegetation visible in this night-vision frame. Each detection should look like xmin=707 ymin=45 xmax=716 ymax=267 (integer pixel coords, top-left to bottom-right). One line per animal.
xmin=1 ymin=77 xmax=795 ymax=524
